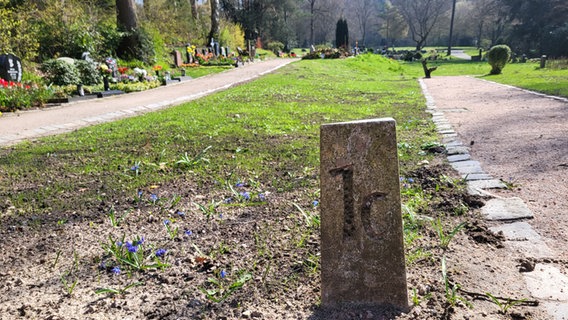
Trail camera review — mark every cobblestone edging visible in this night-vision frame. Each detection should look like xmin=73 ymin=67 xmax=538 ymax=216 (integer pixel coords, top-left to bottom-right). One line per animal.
xmin=419 ymin=78 xmax=568 ymax=320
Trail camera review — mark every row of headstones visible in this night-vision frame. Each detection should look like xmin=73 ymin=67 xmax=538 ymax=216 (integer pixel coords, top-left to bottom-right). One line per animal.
xmin=0 ymin=52 xmax=120 ymax=84
xmin=172 ymin=41 xmax=231 ymax=67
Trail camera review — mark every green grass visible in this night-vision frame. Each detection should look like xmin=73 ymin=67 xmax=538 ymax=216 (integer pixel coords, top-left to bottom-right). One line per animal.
xmin=408 ymin=60 xmax=568 ymax=98
xmin=0 ymin=54 xmax=437 ymax=218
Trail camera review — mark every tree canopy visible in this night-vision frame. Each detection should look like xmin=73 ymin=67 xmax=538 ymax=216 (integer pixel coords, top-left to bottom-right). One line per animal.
xmin=0 ymin=0 xmax=566 ymax=64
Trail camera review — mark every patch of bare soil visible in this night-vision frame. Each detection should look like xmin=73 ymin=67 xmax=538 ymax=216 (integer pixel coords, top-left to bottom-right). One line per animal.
xmin=0 ymin=156 xmax=549 ymax=320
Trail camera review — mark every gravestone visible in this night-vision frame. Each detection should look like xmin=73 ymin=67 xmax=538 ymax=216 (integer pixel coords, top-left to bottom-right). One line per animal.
xmin=320 ymin=118 xmax=408 ymax=311
xmin=212 ymin=42 xmax=220 ymax=56
xmin=172 ymin=50 xmax=183 ymax=67
xmin=0 ymin=53 xmax=23 ymax=83
xmin=104 ymin=57 xmax=118 ymax=78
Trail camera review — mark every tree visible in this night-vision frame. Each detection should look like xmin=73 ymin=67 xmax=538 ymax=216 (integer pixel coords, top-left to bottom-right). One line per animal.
xmin=348 ymin=0 xmax=378 ymax=47
xmin=116 ymin=0 xmax=138 ymax=31
xmin=391 ymin=0 xmax=450 ymax=51
xmin=446 ymin=0 xmax=456 ymax=55
xmin=378 ymin=1 xmax=407 ymax=47
xmin=209 ymin=0 xmax=220 ymax=45
xmin=335 ymin=18 xmax=349 ymax=48
xmin=116 ymin=0 xmax=141 ymax=59
xmin=487 ymin=44 xmax=511 ymax=74
xmin=190 ymin=0 xmax=198 ymax=20
xmin=500 ymin=0 xmax=568 ymax=56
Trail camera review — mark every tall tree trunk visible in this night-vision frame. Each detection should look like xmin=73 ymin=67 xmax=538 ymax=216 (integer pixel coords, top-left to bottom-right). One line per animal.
xmin=190 ymin=0 xmax=198 ymax=20
xmin=310 ymin=0 xmax=315 ymax=45
xmin=208 ymin=0 xmax=220 ymax=45
xmin=116 ymin=0 xmax=140 ymax=60
xmin=116 ymin=0 xmax=138 ymax=31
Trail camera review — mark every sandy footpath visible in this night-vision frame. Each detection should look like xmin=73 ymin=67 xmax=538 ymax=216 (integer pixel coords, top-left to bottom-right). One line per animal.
xmin=0 ymin=58 xmax=296 ymax=147
xmin=422 ymin=76 xmax=568 ymax=258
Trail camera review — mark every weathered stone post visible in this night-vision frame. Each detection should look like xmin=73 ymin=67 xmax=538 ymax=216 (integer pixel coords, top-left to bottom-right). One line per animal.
xmin=320 ymin=118 xmax=408 ymax=311
xmin=540 ymin=55 xmax=547 ymax=69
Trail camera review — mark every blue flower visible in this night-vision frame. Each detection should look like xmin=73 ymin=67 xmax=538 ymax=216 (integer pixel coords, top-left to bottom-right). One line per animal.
xmin=235 ymin=181 xmax=245 ymax=187
xmin=240 ymin=192 xmax=250 ymax=201
xmin=117 ymin=241 xmax=123 ymax=247
xmin=126 ymin=242 xmax=138 ymax=253
xmin=219 ymin=214 xmax=223 ymax=219
xmin=224 ymin=197 xmax=233 ymax=204
xmin=155 ymin=249 xmax=167 ymax=257
xmin=150 ymin=194 xmax=158 ymax=203
xmin=407 ymin=178 xmax=415 ymax=183
xmin=312 ymin=200 xmax=319 ymax=207
xmin=164 ymin=219 xmax=170 ymax=225
xmin=176 ymin=210 xmax=185 ymax=217
xmin=99 ymin=261 xmax=106 ymax=270
xmin=137 ymin=190 xmax=143 ymax=198
xmin=258 ymin=193 xmax=266 ymax=201
xmin=220 ymin=270 xmax=227 ymax=278
xmin=112 ymin=266 xmax=121 ymax=275
xmin=130 ymin=164 xmax=139 ymax=171
xmin=136 ymin=237 xmax=145 ymax=245
xmin=184 ymin=230 xmax=193 ymax=236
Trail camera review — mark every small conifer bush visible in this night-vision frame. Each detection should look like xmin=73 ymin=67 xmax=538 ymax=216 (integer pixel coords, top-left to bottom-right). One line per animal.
xmin=487 ymin=45 xmax=512 ymax=75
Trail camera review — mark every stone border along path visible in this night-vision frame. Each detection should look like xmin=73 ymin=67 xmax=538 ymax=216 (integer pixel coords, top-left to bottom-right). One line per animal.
xmin=0 ymin=58 xmax=296 ymax=147
xmin=420 ymin=78 xmax=568 ymax=320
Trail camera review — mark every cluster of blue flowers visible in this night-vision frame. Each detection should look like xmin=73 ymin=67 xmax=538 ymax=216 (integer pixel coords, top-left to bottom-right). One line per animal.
xmin=155 ymin=248 xmax=167 ymax=258
xmin=399 ymin=176 xmax=415 ymax=189
xmin=226 ymin=181 xmax=266 ymax=203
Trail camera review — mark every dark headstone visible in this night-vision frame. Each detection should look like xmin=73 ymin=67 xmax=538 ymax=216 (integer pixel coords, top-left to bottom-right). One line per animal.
xmin=97 ymin=90 xmax=124 ymax=98
xmin=320 ymin=118 xmax=408 ymax=311
xmin=0 ymin=53 xmax=23 ymax=83
xmin=213 ymin=42 xmax=220 ymax=56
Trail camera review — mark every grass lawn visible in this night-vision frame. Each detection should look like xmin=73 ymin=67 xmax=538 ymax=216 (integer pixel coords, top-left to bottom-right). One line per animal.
xmin=409 ymin=59 xmax=568 ymax=98
xmin=0 ymin=54 xmax=462 ymax=318
xmin=1 ymin=55 xmax=438 ymax=217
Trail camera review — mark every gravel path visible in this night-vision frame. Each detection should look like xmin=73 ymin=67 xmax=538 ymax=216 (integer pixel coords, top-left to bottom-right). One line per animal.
xmin=422 ymin=75 xmax=568 ymax=257
xmin=0 ymin=59 xmax=295 ymax=147
xmin=422 ymin=76 xmax=568 ymax=319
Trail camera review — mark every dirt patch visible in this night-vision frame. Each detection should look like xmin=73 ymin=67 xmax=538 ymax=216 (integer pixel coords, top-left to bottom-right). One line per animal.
xmin=0 ymin=158 xmax=548 ymax=319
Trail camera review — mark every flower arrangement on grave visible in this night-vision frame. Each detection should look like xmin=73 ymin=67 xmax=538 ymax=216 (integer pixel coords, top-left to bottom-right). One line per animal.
xmin=180 ymin=63 xmax=199 ymax=68
xmin=187 ymin=45 xmax=196 ymax=55
xmin=195 ymin=52 xmax=214 ymax=65
xmin=0 ymin=78 xmax=52 ymax=112
xmin=99 ymin=64 xmax=112 ymax=79
xmin=153 ymin=65 xmax=163 ymax=76
xmin=118 ymin=67 xmax=129 ymax=75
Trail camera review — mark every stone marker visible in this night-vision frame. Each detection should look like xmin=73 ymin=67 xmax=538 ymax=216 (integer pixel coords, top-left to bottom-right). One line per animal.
xmin=320 ymin=118 xmax=408 ymax=311
xmin=172 ymin=50 xmax=183 ymax=67
xmin=0 ymin=53 xmax=23 ymax=83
